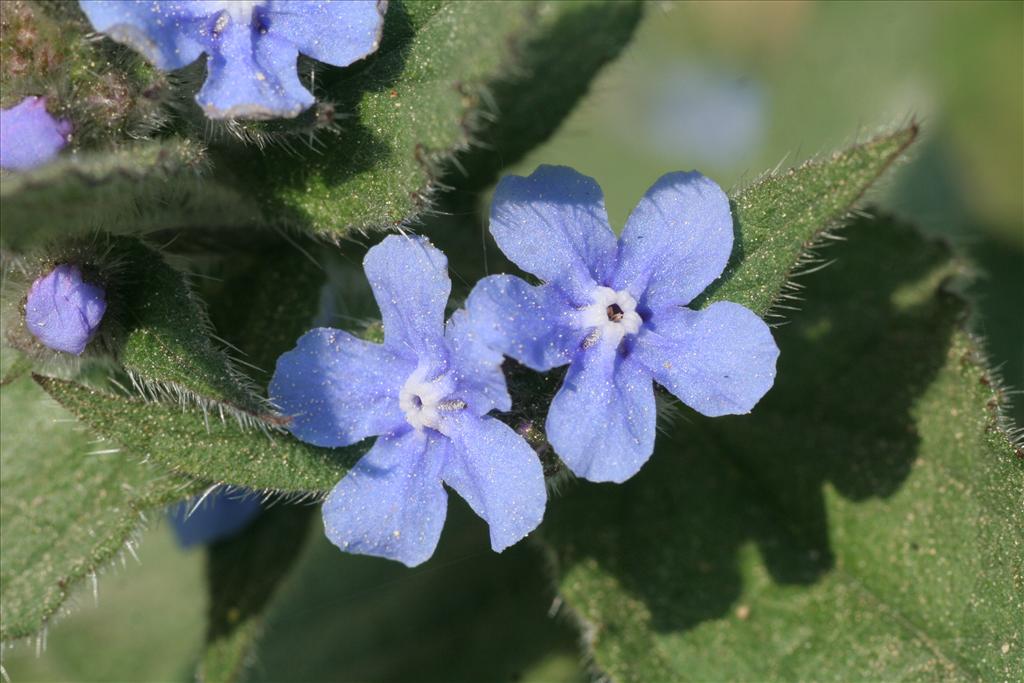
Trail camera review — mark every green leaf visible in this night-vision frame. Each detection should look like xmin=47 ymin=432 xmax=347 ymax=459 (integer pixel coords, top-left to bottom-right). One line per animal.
xmin=0 ymin=141 xmax=260 ymax=250
xmin=0 ymin=375 xmax=198 ymax=642
xmin=242 ymin=503 xmax=583 ymax=683
xmin=200 ymin=505 xmax=315 ymax=683
xmin=542 ymin=214 xmax=1023 ymax=681
xmin=108 ymin=237 xmax=265 ymax=417
xmin=696 ymin=124 xmax=920 ymax=316
xmin=221 ymin=0 xmax=643 ymax=238
xmin=202 ymin=242 xmax=327 ymax=388
xmin=35 ymin=376 xmax=359 ymax=494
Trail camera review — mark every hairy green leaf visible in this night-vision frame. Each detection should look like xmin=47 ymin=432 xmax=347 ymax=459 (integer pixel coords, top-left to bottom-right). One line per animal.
xmin=243 ymin=503 xmax=582 ymax=683
xmin=35 ymin=376 xmax=359 ymax=494
xmin=542 ymin=215 xmax=1023 ymax=681
xmin=697 ymin=124 xmax=919 ymax=315
xmin=108 ymin=237 xmax=265 ymax=416
xmin=199 ymin=505 xmax=315 ymax=683
xmin=0 ymin=141 xmax=260 ymax=250
xmin=0 ymin=375 xmax=197 ymax=642
xmin=220 ymin=0 xmax=642 ymax=238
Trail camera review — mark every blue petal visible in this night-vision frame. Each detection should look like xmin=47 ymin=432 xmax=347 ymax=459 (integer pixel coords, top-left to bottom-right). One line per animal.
xmin=364 ymin=235 xmax=451 ymax=362
xmin=264 ymin=0 xmax=386 ymax=66
xmin=440 ymin=413 xmax=546 ymax=552
xmin=445 ymin=309 xmax=511 ymax=415
xmin=612 ymin=172 xmax=733 ymax=310
xmin=78 ymin=0 xmax=206 ymax=70
xmin=545 ymin=342 xmax=656 ymax=483
xmin=197 ymin=18 xmax=313 ymax=119
xmin=0 ymin=97 xmax=72 ymax=171
xmin=322 ymin=430 xmax=448 ymax=567
xmin=489 ymin=166 xmax=618 ymax=304
xmin=634 ymin=302 xmax=778 ymax=416
xmin=465 ymin=275 xmax=581 ymax=372
xmin=25 ymin=264 xmax=106 ymax=355
xmin=169 ymin=490 xmax=262 ymax=549
xmin=270 ymin=328 xmax=413 ymax=447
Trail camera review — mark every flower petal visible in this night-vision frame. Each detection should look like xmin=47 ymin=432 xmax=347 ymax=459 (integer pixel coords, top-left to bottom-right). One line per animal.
xmin=440 ymin=413 xmax=546 ymax=552
xmin=634 ymin=301 xmax=779 ymax=417
xmin=0 ymin=97 xmax=72 ymax=171
xmin=264 ymin=0 xmax=386 ymax=66
xmin=546 ymin=342 xmax=656 ymax=483
xmin=364 ymin=235 xmax=451 ymax=361
xmin=489 ymin=166 xmax=618 ymax=304
xmin=270 ymin=328 xmax=413 ymax=447
xmin=79 ymin=0 xmax=206 ymax=70
xmin=25 ymin=264 xmax=106 ymax=355
xmin=169 ymin=490 xmax=262 ymax=548
xmin=196 ymin=17 xmax=313 ymax=119
xmin=465 ymin=275 xmax=581 ymax=372
xmin=612 ymin=171 xmax=733 ymax=310
xmin=322 ymin=431 xmax=447 ymax=567
xmin=445 ymin=309 xmax=511 ymax=415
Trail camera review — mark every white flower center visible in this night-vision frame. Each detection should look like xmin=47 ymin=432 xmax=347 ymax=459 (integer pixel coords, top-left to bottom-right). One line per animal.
xmin=577 ymin=286 xmax=642 ymax=347
xmin=398 ymin=367 xmax=464 ymax=432
xmin=207 ymin=1 xmax=264 ymax=24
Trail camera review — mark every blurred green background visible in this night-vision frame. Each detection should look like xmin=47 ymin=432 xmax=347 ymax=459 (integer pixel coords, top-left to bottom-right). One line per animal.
xmin=5 ymin=1 xmax=1021 ymax=681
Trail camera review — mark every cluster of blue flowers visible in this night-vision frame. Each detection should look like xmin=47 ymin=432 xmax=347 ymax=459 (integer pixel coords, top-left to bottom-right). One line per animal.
xmin=271 ymin=166 xmax=779 ymax=567
xmin=4 ymin=2 xmax=778 ymax=559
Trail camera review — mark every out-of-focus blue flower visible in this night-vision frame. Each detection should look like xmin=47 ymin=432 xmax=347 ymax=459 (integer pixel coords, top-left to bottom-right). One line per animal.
xmin=25 ymin=264 xmax=106 ymax=355
xmin=79 ymin=0 xmax=388 ymax=119
xmin=169 ymin=490 xmax=262 ymax=548
xmin=270 ymin=236 xmax=546 ymax=567
xmin=648 ymin=63 xmax=766 ymax=167
xmin=0 ymin=97 xmax=72 ymax=170
xmin=467 ymin=166 xmax=779 ymax=484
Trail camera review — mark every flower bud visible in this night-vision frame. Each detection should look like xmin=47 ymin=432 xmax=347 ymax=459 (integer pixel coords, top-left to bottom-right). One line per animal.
xmin=25 ymin=264 xmax=106 ymax=355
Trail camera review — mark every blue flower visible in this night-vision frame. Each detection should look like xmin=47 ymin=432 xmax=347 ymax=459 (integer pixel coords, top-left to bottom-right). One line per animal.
xmin=467 ymin=166 xmax=779 ymax=484
xmin=169 ymin=490 xmax=262 ymax=548
xmin=0 ymin=97 xmax=72 ymax=170
xmin=270 ymin=235 xmax=546 ymax=567
xmin=25 ymin=264 xmax=106 ymax=355
xmin=79 ymin=0 xmax=388 ymax=120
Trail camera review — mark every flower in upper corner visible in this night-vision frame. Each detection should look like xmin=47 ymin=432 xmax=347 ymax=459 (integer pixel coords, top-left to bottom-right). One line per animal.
xmin=0 ymin=97 xmax=72 ymax=170
xmin=25 ymin=264 xmax=106 ymax=355
xmin=270 ymin=235 xmax=547 ymax=567
xmin=467 ymin=165 xmax=780 ymax=484
xmin=78 ymin=0 xmax=388 ymax=120
xmin=169 ymin=490 xmax=262 ymax=548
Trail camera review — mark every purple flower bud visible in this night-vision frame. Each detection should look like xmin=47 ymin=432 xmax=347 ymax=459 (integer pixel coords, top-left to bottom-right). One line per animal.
xmin=25 ymin=264 xmax=106 ymax=355
xmin=0 ymin=96 xmax=72 ymax=170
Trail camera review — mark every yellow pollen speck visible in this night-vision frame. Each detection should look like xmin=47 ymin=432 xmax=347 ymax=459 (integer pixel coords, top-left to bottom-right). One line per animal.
xmin=392 ymin=530 xmax=401 ymax=538
xmin=256 ymin=71 xmax=266 ymax=81
xmin=663 ymin=361 xmax=672 ymax=370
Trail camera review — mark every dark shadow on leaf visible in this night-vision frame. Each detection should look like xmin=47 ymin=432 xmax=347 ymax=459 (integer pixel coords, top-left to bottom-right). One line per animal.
xmin=544 ymin=214 xmax=961 ymax=633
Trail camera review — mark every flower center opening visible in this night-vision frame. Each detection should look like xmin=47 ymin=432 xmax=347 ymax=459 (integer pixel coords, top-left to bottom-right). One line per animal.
xmin=210 ymin=1 xmax=264 ymax=26
xmin=398 ymin=367 xmax=465 ymax=432
xmin=578 ymin=286 xmax=642 ymax=348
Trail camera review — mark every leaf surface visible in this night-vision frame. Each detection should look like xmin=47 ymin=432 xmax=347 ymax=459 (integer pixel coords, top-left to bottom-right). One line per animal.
xmin=0 ymin=375 xmax=197 ymax=641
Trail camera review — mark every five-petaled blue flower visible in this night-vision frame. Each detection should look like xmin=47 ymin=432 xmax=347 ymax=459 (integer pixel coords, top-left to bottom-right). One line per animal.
xmin=270 ymin=235 xmax=547 ymax=567
xmin=25 ymin=264 xmax=107 ymax=355
xmin=79 ymin=0 xmax=388 ymax=120
xmin=0 ymin=97 xmax=72 ymax=170
xmin=467 ymin=166 xmax=779 ymax=483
